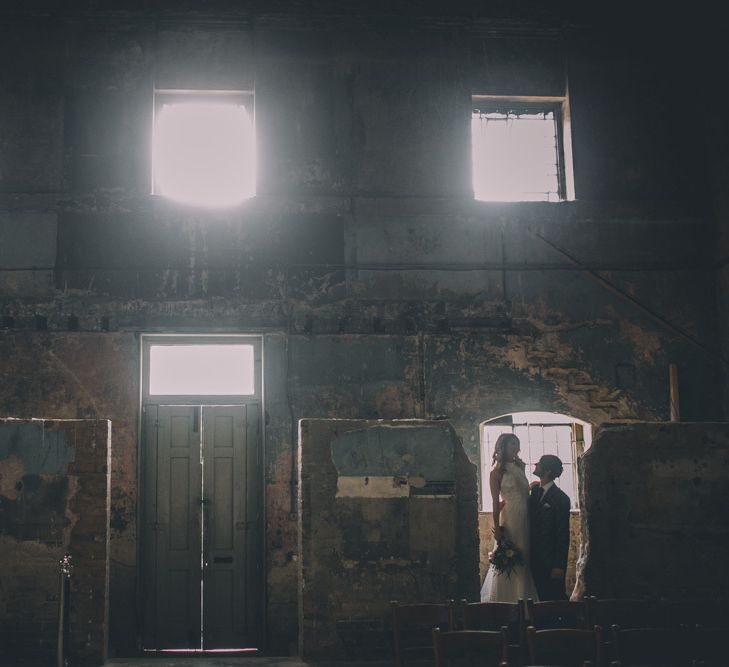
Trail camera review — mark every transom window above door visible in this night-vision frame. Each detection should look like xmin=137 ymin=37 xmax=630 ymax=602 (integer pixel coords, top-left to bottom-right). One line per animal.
xmin=144 ymin=338 xmax=259 ymax=398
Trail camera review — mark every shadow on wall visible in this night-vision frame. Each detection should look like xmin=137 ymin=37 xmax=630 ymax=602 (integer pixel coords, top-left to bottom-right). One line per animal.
xmin=576 ymin=421 xmax=729 ymax=600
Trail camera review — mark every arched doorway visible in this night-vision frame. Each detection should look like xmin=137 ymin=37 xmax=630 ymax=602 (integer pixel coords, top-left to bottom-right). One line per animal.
xmin=478 ymin=411 xmax=592 ymax=597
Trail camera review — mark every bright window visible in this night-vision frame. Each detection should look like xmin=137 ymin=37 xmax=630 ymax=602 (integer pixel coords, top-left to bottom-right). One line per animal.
xmin=472 ymin=98 xmax=573 ymax=202
xmin=148 ymin=344 xmax=255 ymax=395
xmin=153 ymin=92 xmax=255 ymax=207
xmin=480 ymin=411 xmax=591 ymax=510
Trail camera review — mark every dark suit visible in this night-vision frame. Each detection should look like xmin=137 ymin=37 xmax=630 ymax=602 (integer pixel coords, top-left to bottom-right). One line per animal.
xmin=529 ymin=482 xmax=571 ymax=601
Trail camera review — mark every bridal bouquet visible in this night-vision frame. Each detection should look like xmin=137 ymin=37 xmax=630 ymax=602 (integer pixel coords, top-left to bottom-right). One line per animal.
xmin=488 ymin=537 xmax=524 ymax=579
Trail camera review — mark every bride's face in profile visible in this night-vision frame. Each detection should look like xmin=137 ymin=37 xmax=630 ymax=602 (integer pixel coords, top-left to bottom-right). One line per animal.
xmin=504 ymin=439 xmax=520 ymax=461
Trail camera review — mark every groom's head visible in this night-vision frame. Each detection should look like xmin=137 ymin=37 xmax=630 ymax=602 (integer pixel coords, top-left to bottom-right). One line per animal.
xmin=534 ymin=454 xmax=563 ymax=481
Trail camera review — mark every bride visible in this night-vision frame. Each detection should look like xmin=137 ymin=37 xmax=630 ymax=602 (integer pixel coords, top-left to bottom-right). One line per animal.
xmin=480 ymin=433 xmax=539 ymax=602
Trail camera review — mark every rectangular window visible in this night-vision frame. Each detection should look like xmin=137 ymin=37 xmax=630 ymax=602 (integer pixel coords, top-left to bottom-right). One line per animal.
xmin=148 ymin=344 xmax=255 ymax=396
xmin=152 ymin=90 xmax=255 ymax=207
xmin=472 ymin=96 xmax=574 ymax=202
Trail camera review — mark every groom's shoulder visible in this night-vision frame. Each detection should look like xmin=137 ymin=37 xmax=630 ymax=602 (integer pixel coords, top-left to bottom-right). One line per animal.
xmin=553 ymin=484 xmax=571 ymax=504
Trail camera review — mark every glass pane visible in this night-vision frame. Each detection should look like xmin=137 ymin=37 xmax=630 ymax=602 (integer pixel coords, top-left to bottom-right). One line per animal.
xmin=154 ymin=101 xmax=255 ymax=207
xmin=472 ymin=110 xmax=559 ymax=202
xmin=558 ymin=463 xmax=576 ymax=507
xmin=543 ymin=426 xmax=559 ymax=457
xmin=149 ymin=344 xmax=255 ymax=395
xmin=528 ymin=425 xmax=545 ymax=461
xmin=555 ymin=425 xmax=574 ymax=462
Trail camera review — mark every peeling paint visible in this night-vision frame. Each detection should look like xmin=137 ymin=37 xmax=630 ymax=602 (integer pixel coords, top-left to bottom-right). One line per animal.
xmin=336 ymin=475 xmax=410 ymax=498
xmin=618 ymin=318 xmax=663 ymax=363
xmin=0 ymin=454 xmax=24 ymax=500
xmin=0 ymin=423 xmax=75 ymax=474
xmin=330 ymin=424 xmax=455 ymax=480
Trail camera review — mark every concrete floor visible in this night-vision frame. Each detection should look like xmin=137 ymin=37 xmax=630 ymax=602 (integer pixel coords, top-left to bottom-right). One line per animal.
xmin=105 ymin=659 xmax=391 ymax=667
xmin=105 ymin=659 xmax=307 ymax=667
xmin=14 ymin=654 xmax=394 ymax=667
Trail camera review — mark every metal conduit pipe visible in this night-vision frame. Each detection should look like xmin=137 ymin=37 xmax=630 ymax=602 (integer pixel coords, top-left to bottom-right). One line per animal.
xmin=57 ymin=554 xmax=73 ymax=667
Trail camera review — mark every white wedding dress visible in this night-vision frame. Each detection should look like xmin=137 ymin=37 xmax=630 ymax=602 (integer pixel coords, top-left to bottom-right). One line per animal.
xmin=480 ymin=461 xmax=539 ymax=602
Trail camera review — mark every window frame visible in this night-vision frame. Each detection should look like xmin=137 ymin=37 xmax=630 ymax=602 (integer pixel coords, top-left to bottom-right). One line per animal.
xmin=151 ymin=88 xmax=256 ymax=201
xmin=479 ymin=413 xmax=589 ymax=512
xmin=471 ymin=94 xmax=575 ymax=202
xmin=141 ymin=334 xmax=262 ymax=404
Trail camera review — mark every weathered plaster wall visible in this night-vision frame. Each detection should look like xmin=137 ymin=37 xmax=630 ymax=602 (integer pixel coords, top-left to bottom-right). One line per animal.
xmin=703 ymin=49 xmax=729 ymax=417
xmin=0 ymin=334 xmax=139 ymax=652
xmin=298 ymin=419 xmax=479 ymax=658
xmin=0 ymin=2 xmax=725 ymax=656
xmin=0 ymin=419 xmax=110 ymax=666
xmin=576 ymin=422 xmax=729 ymax=599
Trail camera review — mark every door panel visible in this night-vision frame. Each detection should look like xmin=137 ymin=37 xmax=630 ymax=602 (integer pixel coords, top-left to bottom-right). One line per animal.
xmin=143 ymin=403 xmax=261 ymax=650
xmin=202 ymin=405 xmax=261 ymax=648
xmin=145 ymin=405 xmax=202 ymax=649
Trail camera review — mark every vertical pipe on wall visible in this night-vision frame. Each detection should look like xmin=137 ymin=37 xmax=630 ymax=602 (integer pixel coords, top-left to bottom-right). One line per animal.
xmin=57 ymin=554 xmax=73 ymax=667
xmin=669 ymin=363 xmax=681 ymax=422
xmin=418 ymin=331 xmax=426 ymax=418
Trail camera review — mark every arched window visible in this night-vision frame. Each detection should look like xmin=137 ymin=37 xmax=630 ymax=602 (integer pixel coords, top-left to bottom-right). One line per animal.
xmin=480 ymin=411 xmax=592 ymax=511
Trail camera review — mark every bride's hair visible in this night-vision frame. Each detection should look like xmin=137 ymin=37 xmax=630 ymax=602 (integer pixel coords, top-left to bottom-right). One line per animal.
xmin=492 ymin=433 xmax=525 ymax=470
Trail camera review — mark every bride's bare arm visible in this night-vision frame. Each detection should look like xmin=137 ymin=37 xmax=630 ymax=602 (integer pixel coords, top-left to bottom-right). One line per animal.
xmin=489 ymin=467 xmax=504 ymax=541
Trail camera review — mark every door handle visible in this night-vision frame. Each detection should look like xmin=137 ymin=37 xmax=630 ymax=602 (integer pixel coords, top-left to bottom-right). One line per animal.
xmin=200 ymin=498 xmax=210 ymax=576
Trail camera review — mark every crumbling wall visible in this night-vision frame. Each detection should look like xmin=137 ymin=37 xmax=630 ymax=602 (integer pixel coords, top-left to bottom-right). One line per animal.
xmin=576 ymin=422 xmax=729 ymax=599
xmin=0 ymin=3 xmax=725 ymax=656
xmin=0 ymin=419 xmax=110 ymax=666
xmin=298 ymin=419 xmax=479 ymax=658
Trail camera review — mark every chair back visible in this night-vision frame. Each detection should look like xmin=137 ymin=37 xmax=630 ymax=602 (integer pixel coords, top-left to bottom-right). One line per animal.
xmin=611 ymin=625 xmax=691 ymax=666
xmin=526 ymin=625 xmax=602 ymax=667
xmin=587 ymin=596 xmax=653 ymax=629
xmin=432 ymin=627 xmax=508 ymax=667
xmin=460 ymin=600 xmax=523 ymax=641
xmin=391 ymin=600 xmax=454 ymax=667
xmin=660 ymin=599 xmax=729 ymax=629
xmin=526 ymin=598 xmax=589 ymax=630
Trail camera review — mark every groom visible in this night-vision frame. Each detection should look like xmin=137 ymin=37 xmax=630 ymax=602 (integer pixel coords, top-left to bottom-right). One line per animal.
xmin=529 ymin=454 xmax=571 ymax=601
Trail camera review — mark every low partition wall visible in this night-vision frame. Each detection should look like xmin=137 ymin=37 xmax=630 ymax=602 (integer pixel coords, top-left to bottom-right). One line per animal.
xmin=577 ymin=422 xmax=729 ymax=599
xmin=298 ymin=418 xmax=480 ymax=658
xmin=0 ymin=419 xmax=110 ymax=666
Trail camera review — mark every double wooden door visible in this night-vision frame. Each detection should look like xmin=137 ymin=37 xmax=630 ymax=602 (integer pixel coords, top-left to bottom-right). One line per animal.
xmin=142 ymin=404 xmax=261 ymax=649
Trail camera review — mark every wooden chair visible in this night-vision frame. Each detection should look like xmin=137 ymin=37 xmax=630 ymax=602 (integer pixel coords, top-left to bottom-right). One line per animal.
xmin=432 ymin=627 xmax=509 ymax=667
xmin=526 ymin=625 xmax=602 ymax=667
xmin=391 ymin=600 xmax=455 ymax=667
xmin=611 ymin=624 xmax=691 ymax=666
xmin=659 ymin=599 xmax=729 ymax=629
xmin=459 ymin=600 xmax=524 ymax=665
xmin=526 ymin=597 xmax=590 ymax=630
xmin=587 ymin=596 xmax=653 ymax=630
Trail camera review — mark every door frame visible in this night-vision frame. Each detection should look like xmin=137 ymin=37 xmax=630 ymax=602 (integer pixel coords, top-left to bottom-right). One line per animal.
xmin=137 ymin=333 xmax=266 ymax=651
